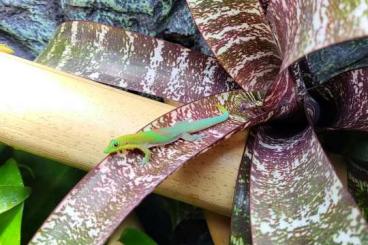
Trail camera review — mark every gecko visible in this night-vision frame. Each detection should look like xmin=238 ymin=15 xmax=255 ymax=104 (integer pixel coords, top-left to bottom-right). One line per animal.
xmin=104 ymin=104 xmax=229 ymax=164
xmin=0 ymin=44 xmax=14 ymax=54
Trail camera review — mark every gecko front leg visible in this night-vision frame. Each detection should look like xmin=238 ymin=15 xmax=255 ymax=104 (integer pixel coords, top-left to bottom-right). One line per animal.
xmin=118 ymin=144 xmax=152 ymax=165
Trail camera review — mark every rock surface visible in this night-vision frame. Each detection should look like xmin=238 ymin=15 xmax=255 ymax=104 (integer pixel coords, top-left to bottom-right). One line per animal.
xmin=0 ymin=0 xmax=210 ymax=59
xmin=0 ymin=0 xmax=62 ymax=59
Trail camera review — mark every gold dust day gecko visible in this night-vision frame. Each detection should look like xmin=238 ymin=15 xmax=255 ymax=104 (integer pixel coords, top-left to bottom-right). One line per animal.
xmin=104 ymin=104 xmax=229 ymax=164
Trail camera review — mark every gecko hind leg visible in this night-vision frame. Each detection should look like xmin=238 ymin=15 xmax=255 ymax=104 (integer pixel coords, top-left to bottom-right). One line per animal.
xmin=181 ymin=132 xmax=203 ymax=142
xmin=140 ymin=147 xmax=152 ymax=165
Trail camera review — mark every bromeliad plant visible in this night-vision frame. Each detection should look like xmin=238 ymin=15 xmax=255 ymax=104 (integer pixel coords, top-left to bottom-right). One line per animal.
xmin=28 ymin=0 xmax=368 ymax=244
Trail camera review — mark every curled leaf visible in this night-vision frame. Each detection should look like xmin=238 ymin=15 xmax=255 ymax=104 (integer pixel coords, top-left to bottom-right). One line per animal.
xmin=306 ymin=38 xmax=368 ymax=84
xmin=314 ymin=68 xmax=368 ymax=131
xmin=250 ymin=126 xmax=368 ymax=243
xmin=187 ymin=0 xmax=280 ymax=92
xmin=36 ymin=21 xmax=238 ymax=103
xmin=230 ymin=131 xmax=254 ymax=245
xmin=267 ymin=0 xmax=368 ymax=70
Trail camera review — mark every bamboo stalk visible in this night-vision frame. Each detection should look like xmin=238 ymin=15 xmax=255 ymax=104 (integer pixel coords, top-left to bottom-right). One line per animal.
xmin=0 ymin=54 xmax=245 ymax=216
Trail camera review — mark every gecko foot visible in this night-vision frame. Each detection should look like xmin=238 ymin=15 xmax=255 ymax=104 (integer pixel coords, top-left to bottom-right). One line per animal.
xmin=181 ymin=133 xmax=203 ymax=142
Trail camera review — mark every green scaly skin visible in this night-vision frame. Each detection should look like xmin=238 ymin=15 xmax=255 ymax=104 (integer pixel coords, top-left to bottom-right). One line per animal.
xmin=104 ymin=104 xmax=229 ymax=164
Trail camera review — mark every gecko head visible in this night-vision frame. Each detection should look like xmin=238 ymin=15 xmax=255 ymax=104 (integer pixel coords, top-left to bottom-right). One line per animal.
xmin=104 ymin=139 xmax=121 ymax=154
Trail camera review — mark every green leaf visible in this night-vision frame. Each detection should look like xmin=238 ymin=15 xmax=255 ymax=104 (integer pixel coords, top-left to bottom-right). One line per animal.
xmin=0 ymin=205 xmax=23 ymax=245
xmin=13 ymin=150 xmax=84 ymax=243
xmin=119 ymin=228 xmax=157 ymax=245
xmin=0 ymin=159 xmax=23 ymax=186
xmin=0 ymin=159 xmax=29 ymax=245
xmin=0 ymin=186 xmax=30 ymax=214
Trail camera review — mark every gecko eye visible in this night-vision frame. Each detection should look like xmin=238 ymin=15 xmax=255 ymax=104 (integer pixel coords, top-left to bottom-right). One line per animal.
xmin=111 ymin=140 xmax=119 ymax=148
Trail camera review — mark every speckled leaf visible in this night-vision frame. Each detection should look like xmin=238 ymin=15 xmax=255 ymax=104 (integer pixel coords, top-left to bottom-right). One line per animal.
xmin=267 ymin=0 xmax=368 ymax=70
xmin=250 ymin=126 xmax=368 ymax=244
xmin=306 ymin=38 xmax=368 ymax=85
xmin=36 ymin=21 xmax=238 ymax=103
xmin=262 ymin=70 xmax=298 ymax=119
xmin=30 ymin=90 xmax=271 ymax=245
xmin=230 ymin=130 xmax=254 ymax=245
xmin=314 ymin=68 xmax=368 ymax=131
xmin=229 ymin=70 xmax=298 ymax=245
xmin=259 ymin=0 xmax=270 ymax=13
xmin=186 ymin=0 xmax=281 ymax=92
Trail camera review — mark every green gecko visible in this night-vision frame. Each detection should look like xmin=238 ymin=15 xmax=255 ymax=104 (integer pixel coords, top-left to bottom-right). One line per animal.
xmin=104 ymin=104 xmax=229 ymax=164
xmin=0 ymin=44 xmax=14 ymax=54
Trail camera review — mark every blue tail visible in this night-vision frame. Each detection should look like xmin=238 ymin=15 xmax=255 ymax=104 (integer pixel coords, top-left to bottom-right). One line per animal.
xmin=186 ymin=104 xmax=229 ymax=133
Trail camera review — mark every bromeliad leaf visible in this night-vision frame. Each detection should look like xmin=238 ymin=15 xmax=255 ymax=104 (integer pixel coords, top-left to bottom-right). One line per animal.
xmin=229 ymin=69 xmax=298 ymax=245
xmin=313 ymin=68 xmax=368 ymax=131
xmin=0 ymin=159 xmax=31 ymax=245
xmin=266 ymin=0 xmax=368 ymax=70
xmin=187 ymin=0 xmax=280 ymax=92
xmin=250 ymin=127 xmax=368 ymax=243
xmin=230 ymin=131 xmax=254 ymax=245
xmin=306 ymin=38 xmax=368 ymax=84
xmin=36 ymin=21 xmax=238 ymax=103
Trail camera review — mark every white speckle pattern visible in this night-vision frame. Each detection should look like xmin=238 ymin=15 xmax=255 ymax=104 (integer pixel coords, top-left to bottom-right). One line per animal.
xmin=187 ymin=0 xmax=281 ymax=92
xmin=319 ymin=68 xmax=368 ymax=131
xmin=143 ymin=41 xmax=164 ymax=94
xmin=250 ymin=127 xmax=368 ymax=244
xmin=267 ymin=0 xmax=368 ymax=69
xmin=55 ymin=22 xmax=79 ymax=70
xmin=36 ymin=21 xmax=238 ymax=103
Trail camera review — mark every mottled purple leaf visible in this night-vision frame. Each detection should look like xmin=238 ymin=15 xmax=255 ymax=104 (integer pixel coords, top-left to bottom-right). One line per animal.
xmin=30 ymin=90 xmax=271 ymax=245
xmin=267 ymin=0 xmax=368 ymax=70
xmin=36 ymin=21 xmax=238 ymax=103
xmin=230 ymin=130 xmax=254 ymax=245
xmin=250 ymin=126 xmax=368 ymax=244
xmin=262 ymin=70 xmax=298 ymax=119
xmin=186 ymin=0 xmax=281 ymax=92
xmin=259 ymin=0 xmax=270 ymax=13
xmin=229 ymin=70 xmax=299 ymax=245
xmin=315 ymin=68 xmax=368 ymax=131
